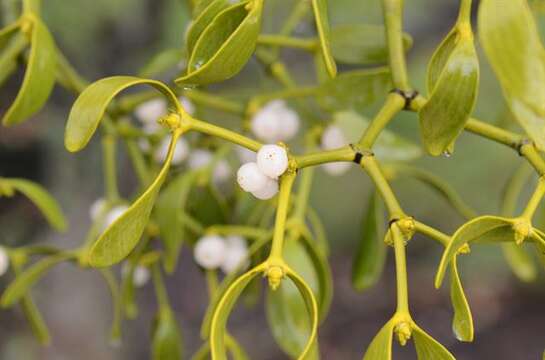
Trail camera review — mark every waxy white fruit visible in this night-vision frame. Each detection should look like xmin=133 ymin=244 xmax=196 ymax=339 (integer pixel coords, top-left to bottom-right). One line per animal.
xmin=237 ymin=162 xmax=269 ymax=192
xmin=89 ymin=198 xmax=107 ymax=221
xmin=251 ymin=177 xmax=279 ymax=200
xmin=221 ymin=245 xmax=248 ymax=274
xmin=256 ymin=144 xmax=289 ymax=179
xmin=251 ymin=100 xmax=300 ymax=143
xmin=135 ymin=99 xmax=167 ymax=124
xmin=154 ymin=136 xmax=189 ymax=165
xmin=122 ymin=263 xmax=150 ymax=288
xmin=193 ymin=235 xmax=226 ymax=269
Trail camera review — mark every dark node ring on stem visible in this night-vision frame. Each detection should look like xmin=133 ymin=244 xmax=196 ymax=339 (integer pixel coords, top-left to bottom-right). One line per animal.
xmin=350 ymin=144 xmax=374 ymax=164
xmin=389 ymin=88 xmax=419 ymax=110
xmin=388 ymin=217 xmax=400 ymax=228
xmin=516 ymin=138 xmax=534 ymax=157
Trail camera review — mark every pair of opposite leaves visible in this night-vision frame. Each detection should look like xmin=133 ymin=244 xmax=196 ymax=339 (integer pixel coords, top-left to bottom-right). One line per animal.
xmin=179 ymin=0 xmax=336 ymax=85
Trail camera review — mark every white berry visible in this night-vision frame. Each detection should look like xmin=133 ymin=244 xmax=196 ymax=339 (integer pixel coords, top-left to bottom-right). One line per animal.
xmin=256 ymin=145 xmax=289 ymax=178
xmin=154 ymin=136 xmax=189 ymax=165
xmin=251 ymin=101 xmax=283 ymax=143
xmin=237 ymin=162 xmax=269 ymax=192
xmin=135 ymin=99 xmax=167 ymax=124
xmin=221 ymin=245 xmax=248 ymax=274
xmin=122 ymin=263 xmax=150 ymax=288
xmin=322 ymin=162 xmax=351 ymax=176
xmin=89 ymin=198 xmax=107 ymax=221
xmin=0 ymin=247 xmax=9 ymax=277
xmin=251 ymin=177 xmax=279 ymax=200
xmin=321 ymin=125 xmax=347 ymax=150
xmin=193 ymin=235 xmax=226 ymax=269
xmin=102 ymin=205 xmax=129 ymax=230
xmin=225 ymin=235 xmax=247 ymax=250
xmin=277 ymin=105 xmax=300 ymax=141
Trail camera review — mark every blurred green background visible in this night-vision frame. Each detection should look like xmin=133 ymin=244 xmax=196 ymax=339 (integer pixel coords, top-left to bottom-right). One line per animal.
xmin=1 ymin=0 xmax=545 ymax=359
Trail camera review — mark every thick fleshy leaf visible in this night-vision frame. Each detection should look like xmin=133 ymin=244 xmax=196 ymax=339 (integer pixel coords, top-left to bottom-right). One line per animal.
xmin=317 ymin=68 xmax=390 ymax=112
xmin=435 ymin=216 xmax=514 ymax=287
xmin=362 ymin=320 xmax=395 ymax=360
xmin=419 ymin=30 xmax=479 ymax=156
xmin=449 ymin=258 xmax=474 ymax=342
xmin=185 ymin=0 xmax=231 ymax=55
xmin=3 ymin=178 xmax=67 ymax=231
xmin=177 ymin=0 xmax=263 ymax=85
xmin=333 ymin=111 xmax=421 ymax=162
xmin=1 ymin=253 xmax=75 ymax=307
xmin=2 ymin=18 xmax=56 ymax=126
xmin=152 ymin=309 xmax=183 ymax=360
xmin=89 ymin=133 xmax=181 ymax=267
xmin=479 ymin=0 xmax=545 ymax=150
xmin=312 ymin=0 xmax=336 ymax=78
xmin=65 ymin=76 xmax=179 ymax=152
xmin=139 ymin=48 xmax=186 ymax=78
xmin=502 ymin=243 xmax=537 ymax=282
xmin=412 ymin=325 xmax=456 ymax=360
xmin=330 ymin=24 xmax=412 ymax=65
xmin=155 ymin=171 xmax=197 ymax=273
xmin=352 ymin=193 xmax=386 ymax=292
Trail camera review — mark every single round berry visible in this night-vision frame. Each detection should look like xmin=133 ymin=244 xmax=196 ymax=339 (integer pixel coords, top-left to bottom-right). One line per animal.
xmin=256 ymin=145 xmax=289 ymax=178
xmin=277 ymin=105 xmax=300 ymax=141
xmin=89 ymin=198 xmax=107 ymax=221
xmin=221 ymin=245 xmax=248 ymax=274
xmin=0 ymin=247 xmax=9 ymax=277
xmin=251 ymin=177 xmax=279 ymax=200
xmin=135 ymin=99 xmax=167 ymax=124
xmin=237 ymin=162 xmax=269 ymax=192
xmin=321 ymin=125 xmax=347 ymax=150
xmin=154 ymin=136 xmax=189 ymax=165
xmin=225 ymin=235 xmax=247 ymax=250
xmin=250 ymin=101 xmax=283 ymax=143
xmin=193 ymin=235 xmax=227 ymax=269
xmin=102 ymin=205 xmax=129 ymax=231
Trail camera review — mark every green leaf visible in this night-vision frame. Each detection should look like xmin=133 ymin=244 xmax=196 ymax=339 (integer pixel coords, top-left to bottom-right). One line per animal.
xmin=139 ymin=48 xmax=186 ymax=78
xmin=177 ymin=0 xmax=264 ymax=85
xmin=3 ymin=178 xmax=67 ymax=232
xmin=312 ymin=0 xmax=337 ymax=78
xmin=152 ymin=309 xmax=183 ymax=360
xmin=64 ymin=76 xmax=179 ymax=152
xmin=351 ymin=193 xmax=386 ymax=292
xmin=435 ymin=216 xmax=514 ymax=287
xmin=412 ymin=324 xmax=455 ymax=360
xmin=185 ymin=0 xmax=231 ymax=55
xmin=317 ymin=68 xmax=391 ymax=112
xmin=333 ymin=111 xmax=421 ymax=162
xmin=88 ymin=133 xmax=182 ymax=267
xmin=502 ymin=243 xmax=537 ymax=282
xmin=449 ymin=258 xmax=473 ymax=342
xmin=2 ymin=18 xmax=57 ymax=126
xmin=20 ymin=295 xmax=51 ymax=345
xmin=330 ymin=24 xmax=412 ymax=65
xmin=479 ymin=0 xmax=545 ymax=151
xmin=0 ymin=25 xmax=27 ymax=88
xmin=419 ymin=28 xmax=479 ymax=156
xmin=155 ymin=171 xmax=197 ymax=273
xmin=362 ymin=320 xmax=395 ymax=360
xmin=1 ymin=252 xmax=75 ymax=308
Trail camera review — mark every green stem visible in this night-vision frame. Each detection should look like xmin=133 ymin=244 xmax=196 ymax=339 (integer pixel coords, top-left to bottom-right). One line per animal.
xmin=358 ymin=93 xmax=405 ymax=148
xmin=189 ymin=117 xmax=261 ymax=152
xmin=521 ymin=177 xmax=545 ymax=220
xmin=257 ymin=35 xmax=317 ymax=51
xmin=457 ymin=0 xmax=473 ymax=24
xmin=293 ymin=167 xmax=314 ymax=220
xmin=205 ymin=270 xmax=219 ymax=299
xmin=269 ymin=172 xmax=297 ymax=259
xmin=0 ymin=31 xmax=28 ymax=70
xmin=392 ymin=224 xmax=409 ymax=313
xmin=152 ymin=264 xmax=170 ymax=310
xmin=414 ymin=221 xmax=449 ymax=247
xmin=382 ymin=0 xmax=410 ymax=91
xmin=519 ymin=143 xmax=545 ymax=176
xmin=102 ymin=135 xmax=119 ymax=202
xmin=295 ymin=146 xmax=355 ymax=169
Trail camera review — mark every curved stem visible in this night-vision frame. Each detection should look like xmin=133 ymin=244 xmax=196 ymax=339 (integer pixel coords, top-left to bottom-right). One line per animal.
xmin=521 ymin=177 xmax=545 ymax=220
xmin=296 ymin=146 xmax=355 ymax=169
xmin=414 ymin=221 xmax=449 ymax=247
xmin=189 ymin=117 xmax=261 ymax=152
xmin=358 ymin=93 xmax=405 ymax=148
xmin=257 ymin=35 xmax=317 ymax=51
xmin=382 ymin=0 xmax=410 ymax=91
xmin=361 ymin=156 xmax=405 ymax=218
xmin=269 ymin=172 xmax=297 ymax=259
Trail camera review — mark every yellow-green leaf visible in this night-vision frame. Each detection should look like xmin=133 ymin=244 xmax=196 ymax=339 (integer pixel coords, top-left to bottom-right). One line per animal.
xmin=479 ymin=0 xmax=545 ymax=151
xmin=312 ymin=0 xmax=336 ymax=78
xmin=185 ymin=0 xmax=231 ymax=55
xmin=449 ymin=258 xmax=473 ymax=342
xmin=412 ymin=324 xmax=455 ymax=360
xmin=435 ymin=216 xmax=514 ymax=287
xmin=352 ymin=193 xmax=386 ymax=292
xmin=89 ymin=133 xmax=182 ymax=267
xmin=330 ymin=24 xmax=412 ymax=65
xmin=1 ymin=252 xmax=76 ymax=308
xmin=419 ymin=28 xmax=479 ymax=156
xmin=0 ymin=25 xmax=27 ymax=87
xmin=177 ymin=0 xmax=263 ymax=85
xmin=65 ymin=76 xmax=179 ymax=152
xmin=2 ymin=18 xmax=56 ymax=126
xmin=152 ymin=308 xmax=183 ymax=360
xmin=362 ymin=320 xmax=395 ymax=360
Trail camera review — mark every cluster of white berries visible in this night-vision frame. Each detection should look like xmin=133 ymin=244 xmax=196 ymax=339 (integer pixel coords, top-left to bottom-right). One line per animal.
xmin=121 ymin=262 xmax=151 ymax=288
xmin=237 ymin=144 xmax=289 ymax=200
xmin=90 ymin=199 xmax=130 ymax=231
xmin=0 ymin=246 xmax=9 ymax=277
xmin=321 ymin=125 xmax=352 ymax=176
xmin=250 ymin=100 xmax=300 ymax=143
xmin=193 ymin=235 xmax=249 ymax=274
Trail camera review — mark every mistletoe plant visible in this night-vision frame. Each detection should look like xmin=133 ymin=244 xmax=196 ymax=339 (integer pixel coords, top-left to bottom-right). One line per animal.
xmin=1 ymin=0 xmax=545 ymax=358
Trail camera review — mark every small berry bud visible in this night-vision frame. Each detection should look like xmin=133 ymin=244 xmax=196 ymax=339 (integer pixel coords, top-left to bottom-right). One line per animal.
xmin=0 ymin=247 xmax=9 ymax=277
xmin=394 ymin=322 xmax=412 ymax=346
xmin=122 ymin=263 xmax=150 ymax=288
xmin=251 ymin=100 xmax=300 ymax=143
xmin=251 ymin=177 xmax=279 ymax=200
xmin=237 ymin=162 xmax=269 ymax=192
xmin=256 ymin=145 xmax=289 ymax=179
xmin=135 ymin=99 xmax=167 ymax=124
xmin=154 ymin=136 xmax=189 ymax=165
xmin=193 ymin=235 xmax=226 ymax=269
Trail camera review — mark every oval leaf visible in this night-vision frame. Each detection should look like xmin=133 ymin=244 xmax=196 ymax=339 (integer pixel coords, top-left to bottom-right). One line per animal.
xmin=88 ymin=132 xmax=182 ymax=267
xmin=312 ymin=0 xmax=336 ymax=78
xmin=176 ymin=0 xmax=263 ymax=85
xmin=2 ymin=18 xmax=56 ymax=126
xmin=449 ymin=258 xmax=474 ymax=342
xmin=330 ymin=24 xmax=412 ymax=65
xmin=352 ymin=193 xmax=386 ymax=292
xmin=186 ymin=0 xmax=231 ymax=55
xmin=479 ymin=0 xmax=545 ymax=151
xmin=65 ymin=76 xmax=179 ymax=152
xmin=412 ymin=324 xmax=455 ymax=360
xmin=362 ymin=320 xmax=395 ymax=360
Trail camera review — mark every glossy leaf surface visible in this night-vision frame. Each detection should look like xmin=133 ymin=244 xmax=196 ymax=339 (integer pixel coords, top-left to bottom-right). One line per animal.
xmin=449 ymin=258 xmax=473 ymax=342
